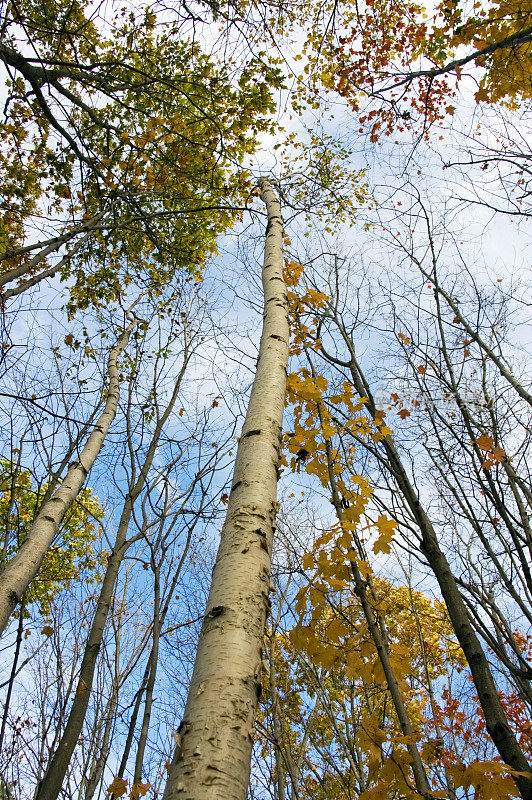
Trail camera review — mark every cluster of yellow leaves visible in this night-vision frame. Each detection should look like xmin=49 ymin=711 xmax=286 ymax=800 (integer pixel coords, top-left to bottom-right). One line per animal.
xmin=445 ymin=0 xmax=532 ymax=106
xmin=0 ymin=460 xmax=105 ymax=614
xmin=448 ymin=760 xmax=529 ymax=800
xmin=288 ymin=559 xmax=467 ymax=797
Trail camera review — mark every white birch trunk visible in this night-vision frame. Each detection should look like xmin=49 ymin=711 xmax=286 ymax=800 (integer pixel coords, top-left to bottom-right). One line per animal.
xmin=162 ymin=177 xmax=289 ymax=800
xmin=0 ymin=313 xmax=138 ymax=635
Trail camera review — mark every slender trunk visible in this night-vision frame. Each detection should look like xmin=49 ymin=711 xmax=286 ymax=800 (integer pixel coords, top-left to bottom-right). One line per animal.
xmin=35 ymin=509 xmax=132 ymax=800
xmin=132 ymin=568 xmax=161 ymax=786
xmin=83 ymin=679 xmax=119 ymax=800
xmin=116 ymin=661 xmax=151 ymax=782
xmin=0 ymin=314 xmax=138 ymax=635
xmin=383 ymin=437 xmax=532 ymax=797
xmin=343 ymin=353 xmax=532 ymax=799
xmin=269 ymin=636 xmax=287 ymax=800
xmin=162 ymin=177 xmax=289 ymax=800
xmin=406 ymin=583 xmax=457 ymax=800
xmin=317 ymin=399 xmax=432 ymax=798
xmin=0 ymin=597 xmax=25 ymax=754
xmin=35 ymin=348 xmax=187 ymax=800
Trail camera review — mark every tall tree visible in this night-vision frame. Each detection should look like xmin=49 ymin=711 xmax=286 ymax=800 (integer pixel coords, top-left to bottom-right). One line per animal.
xmin=162 ymin=177 xmax=290 ymax=800
xmin=0 ymin=304 xmax=140 ymax=634
xmin=282 ymin=251 xmax=532 ymax=798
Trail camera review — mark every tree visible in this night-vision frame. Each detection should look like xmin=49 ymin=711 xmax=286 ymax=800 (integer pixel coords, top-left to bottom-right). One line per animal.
xmin=282 ymin=249 xmax=532 ymax=798
xmin=0 ymin=459 xmax=104 ymax=616
xmin=34 ymin=283 xmax=228 ymax=800
xmin=0 ymin=0 xmax=281 ymax=311
xmin=1 ymin=0 xmax=531 ymax=798
xmin=162 ymin=177 xmax=290 ymax=800
xmin=0 ymin=305 xmax=139 ymax=634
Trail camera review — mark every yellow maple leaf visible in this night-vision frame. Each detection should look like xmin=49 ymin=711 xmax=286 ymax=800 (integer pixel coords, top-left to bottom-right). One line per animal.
xmin=373 ymin=515 xmax=397 ymax=554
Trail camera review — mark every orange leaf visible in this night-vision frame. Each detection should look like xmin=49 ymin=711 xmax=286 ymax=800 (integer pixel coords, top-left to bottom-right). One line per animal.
xmin=108 ymin=777 xmax=128 ymax=799
xmin=417 ymin=365 xmax=427 ymax=374
xmin=475 ymin=434 xmax=494 ymax=451
xmin=398 ymin=409 xmax=410 ymax=419
xmin=492 ymin=446 xmax=506 ymax=462
xmin=130 ymin=783 xmax=150 ymax=798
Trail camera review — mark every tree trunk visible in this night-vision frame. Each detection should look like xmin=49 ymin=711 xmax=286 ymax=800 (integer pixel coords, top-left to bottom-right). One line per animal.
xmin=316 ymin=389 xmax=432 ymax=799
xmin=342 ymin=353 xmax=532 ymax=800
xmin=162 ymin=177 xmax=289 ymax=800
xmin=34 ymin=351 xmax=187 ymax=800
xmin=0 ymin=314 xmax=138 ymax=635
xmin=0 ymin=209 xmax=108 ymax=287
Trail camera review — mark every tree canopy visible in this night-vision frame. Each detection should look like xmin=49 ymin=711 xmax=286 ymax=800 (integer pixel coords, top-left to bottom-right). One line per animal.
xmin=0 ymin=0 xmax=531 ymax=799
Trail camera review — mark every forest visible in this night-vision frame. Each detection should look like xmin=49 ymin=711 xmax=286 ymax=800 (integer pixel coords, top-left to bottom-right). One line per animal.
xmin=0 ymin=0 xmax=531 ymax=798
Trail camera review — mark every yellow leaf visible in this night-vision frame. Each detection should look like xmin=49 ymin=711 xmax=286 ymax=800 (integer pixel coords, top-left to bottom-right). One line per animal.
xmin=302 ymin=552 xmax=314 ymax=570
xmin=373 ymin=515 xmax=397 ymax=554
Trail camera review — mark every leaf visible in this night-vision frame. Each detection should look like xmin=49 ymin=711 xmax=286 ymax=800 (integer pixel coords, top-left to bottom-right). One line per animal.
xmin=398 ymin=409 xmax=410 ymax=419
xmin=475 ymin=434 xmax=494 ymax=451
xmin=41 ymin=625 xmax=54 ymax=637
xmin=492 ymin=446 xmax=506 ymax=462
xmin=417 ymin=364 xmax=427 ymax=374
xmin=130 ymin=783 xmax=150 ymax=798
xmin=302 ymin=552 xmax=314 ymax=569
xmin=108 ymin=777 xmax=128 ymax=799
xmin=373 ymin=515 xmax=397 ymax=554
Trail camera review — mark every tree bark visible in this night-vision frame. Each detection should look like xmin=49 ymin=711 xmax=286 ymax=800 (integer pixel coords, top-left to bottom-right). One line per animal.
xmin=341 ymin=351 xmax=532 ymax=800
xmin=162 ymin=177 xmax=289 ymax=800
xmin=34 ymin=346 xmax=188 ymax=800
xmin=0 ymin=314 xmax=138 ymax=636
xmin=314 ymin=385 xmax=433 ymax=799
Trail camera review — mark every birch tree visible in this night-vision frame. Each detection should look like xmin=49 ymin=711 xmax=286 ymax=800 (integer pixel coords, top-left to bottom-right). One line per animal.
xmin=162 ymin=177 xmax=289 ymax=800
xmin=0 ymin=305 xmax=140 ymax=635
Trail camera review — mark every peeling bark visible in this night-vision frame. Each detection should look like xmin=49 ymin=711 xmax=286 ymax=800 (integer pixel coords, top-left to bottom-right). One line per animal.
xmin=162 ymin=177 xmax=289 ymax=800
